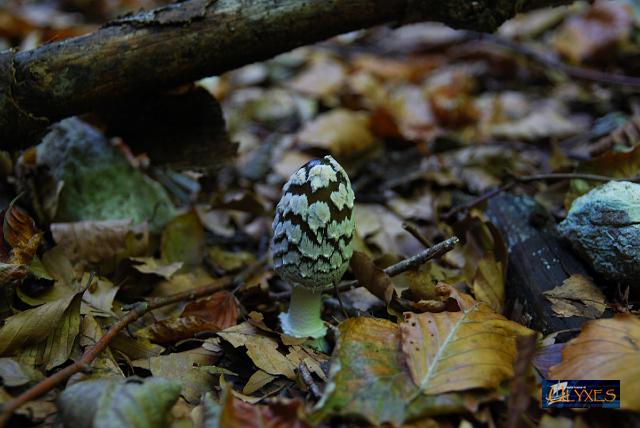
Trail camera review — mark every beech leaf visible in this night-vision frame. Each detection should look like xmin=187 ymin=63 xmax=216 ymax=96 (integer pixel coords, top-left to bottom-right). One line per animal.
xmin=400 ymin=299 xmax=533 ymax=395
xmin=139 ymin=291 xmax=238 ymax=344
xmin=549 ymin=314 xmax=640 ymax=411
xmin=312 ymin=317 xmax=495 ymax=426
xmin=0 ymin=293 xmax=80 ymax=356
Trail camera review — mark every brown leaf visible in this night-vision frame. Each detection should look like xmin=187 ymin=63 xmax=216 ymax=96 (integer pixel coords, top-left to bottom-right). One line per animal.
xmin=132 ymin=348 xmax=220 ymax=403
xmin=51 ymin=220 xmax=148 ymax=265
xmin=2 ymin=204 xmax=42 ymax=265
xmin=554 ymin=0 xmax=632 ymax=63
xmin=287 ymin=55 xmax=346 ymax=100
xmin=543 ymin=274 xmax=606 ymax=318
xmin=140 ymin=291 xmax=238 ymax=344
xmin=428 ymin=72 xmax=479 ymax=128
xmin=400 ymin=298 xmax=533 ymax=395
xmin=349 ymin=251 xmax=395 ymax=305
xmin=297 ymin=109 xmax=375 ymax=158
xmin=506 ymin=334 xmax=538 ymax=428
xmin=220 ymin=387 xmax=308 ymax=428
xmin=549 ymin=314 xmax=640 ymax=411
xmin=217 ymin=322 xmax=296 ymax=380
xmin=0 ymin=263 xmax=28 ymax=284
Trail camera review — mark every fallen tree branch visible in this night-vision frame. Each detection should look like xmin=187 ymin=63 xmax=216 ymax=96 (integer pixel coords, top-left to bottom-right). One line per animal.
xmin=0 ymin=0 xmax=573 ymax=148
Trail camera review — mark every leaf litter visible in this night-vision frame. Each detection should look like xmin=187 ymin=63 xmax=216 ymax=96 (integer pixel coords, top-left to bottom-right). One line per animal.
xmin=0 ymin=1 xmax=639 ymax=427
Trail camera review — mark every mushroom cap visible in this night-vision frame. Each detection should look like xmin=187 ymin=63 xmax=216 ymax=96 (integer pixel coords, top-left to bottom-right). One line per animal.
xmin=272 ymin=155 xmax=355 ymax=290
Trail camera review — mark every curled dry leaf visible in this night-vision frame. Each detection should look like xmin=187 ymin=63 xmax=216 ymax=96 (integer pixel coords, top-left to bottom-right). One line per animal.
xmin=0 ymin=263 xmax=28 ymax=284
xmin=549 ymin=314 xmax=640 ymax=411
xmin=1 ymin=204 xmax=42 ymax=266
xmin=543 ymin=274 xmax=606 ymax=318
xmin=139 ymin=291 xmax=238 ymax=344
xmin=243 ymin=370 xmax=278 ymax=395
xmin=400 ymin=299 xmax=533 ymax=395
xmin=349 ymin=251 xmax=396 ymax=305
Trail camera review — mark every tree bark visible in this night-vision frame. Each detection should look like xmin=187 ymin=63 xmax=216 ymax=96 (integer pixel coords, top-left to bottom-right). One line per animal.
xmin=486 ymin=193 xmax=606 ymax=335
xmin=0 ymin=0 xmax=572 ymax=148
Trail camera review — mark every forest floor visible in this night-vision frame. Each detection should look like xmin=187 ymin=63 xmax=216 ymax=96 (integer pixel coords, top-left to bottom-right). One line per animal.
xmin=0 ymin=0 xmax=639 ymax=427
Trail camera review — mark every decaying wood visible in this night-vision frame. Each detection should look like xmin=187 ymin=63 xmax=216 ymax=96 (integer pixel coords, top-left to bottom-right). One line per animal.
xmin=486 ymin=193 xmax=596 ymax=334
xmin=0 ymin=0 xmax=573 ymax=148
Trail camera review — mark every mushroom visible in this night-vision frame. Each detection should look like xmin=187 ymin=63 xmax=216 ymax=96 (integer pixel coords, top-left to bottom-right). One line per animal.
xmin=272 ymin=155 xmax=355 ymax=338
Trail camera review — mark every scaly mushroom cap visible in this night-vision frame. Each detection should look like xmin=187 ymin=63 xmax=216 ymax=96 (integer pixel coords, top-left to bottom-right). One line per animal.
xmin=272 ymin=155 xmax=355 ymax=290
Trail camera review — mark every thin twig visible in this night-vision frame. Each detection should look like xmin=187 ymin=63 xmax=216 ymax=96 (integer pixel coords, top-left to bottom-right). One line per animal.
xmin=442 ymin=182 xmax=514 ymax=220
xmin=270 ymin=236 xmax=460 ymax=301
xmin=384 ymin=236 xmax=459 ymax=276
xmin=0 ymin=277 xmax=239 ymax=427
xmin=442 ymin=172 xmax=640 ymax=220
xmin=298 ymin=362 xmax=322 ymax=400
xmin=336 ymin=236 xmax=460 ymax=292
xmin=333 ymin=282 xmax=348 ymax=319
xmin=401 ymin=222 xmax=433 ymax=247
xmin=471 ymin=31 xmax=640 ymax=88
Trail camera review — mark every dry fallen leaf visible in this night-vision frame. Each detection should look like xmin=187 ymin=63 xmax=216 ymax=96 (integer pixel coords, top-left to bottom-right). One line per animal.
xmin=312 ymin=317 xmax=495 ymax=426
xmin=297 ymin=108 xmax=376 ymax=157
xmin=470 ymin=253 xmax=505 ymax=314
xmin=349 ymin=251 xmax=396 ymax=306
xmin=549 ymin=314 xmax=640 ymax=411
xmin=2 ymin=204 xmax=42 ymax=266
xmin=132 ymin=348 xmax=220 ymax=403
xmin=287 ymin=54 xmax=346 ymax=101
xmin=543 ymin=274 xmax=606 ymax=318
xmin=130 ymin=257 xmax=183 ymax=279
xmin=553 ymin=0 xmax=632 ymax=63
xmin=400 ymin=297 xmax=533 ymax=395
xmin=139 ymin=291 xmax=238 ymax=344
xmin=219 ymin=386 xmax=308 ymax=428
xmin=0 ymin=292 xmax=80 ymax=356
xmin=218 ymin=322 xmax=296 ymax=380
xmin=51 ymin=220 xmax=148 ymax=265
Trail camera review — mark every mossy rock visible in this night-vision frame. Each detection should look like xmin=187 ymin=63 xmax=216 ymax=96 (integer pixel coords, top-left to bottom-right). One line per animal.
xmin=36 ymin=117 xmax=176 ymax=230
xmin=558 ymin=181 xmax=640 ymax=284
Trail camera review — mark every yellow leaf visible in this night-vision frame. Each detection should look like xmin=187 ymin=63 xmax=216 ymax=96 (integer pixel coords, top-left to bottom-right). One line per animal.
xmin=400 ymin=300 xmax=533 ymax=395
xmin=298 ymin=108 xmax=375 ymax=157
xmin=549 ymin=314 xmax=640 ymax=411
xmin=218 ymin=322 xmax=296 ymax=380
xmin=471 ymin=253 xmax=504 ymax=313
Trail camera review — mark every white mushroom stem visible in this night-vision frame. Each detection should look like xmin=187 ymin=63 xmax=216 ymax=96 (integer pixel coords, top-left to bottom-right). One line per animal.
xmin=279 ymin=285 xmax=327 ymax=339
